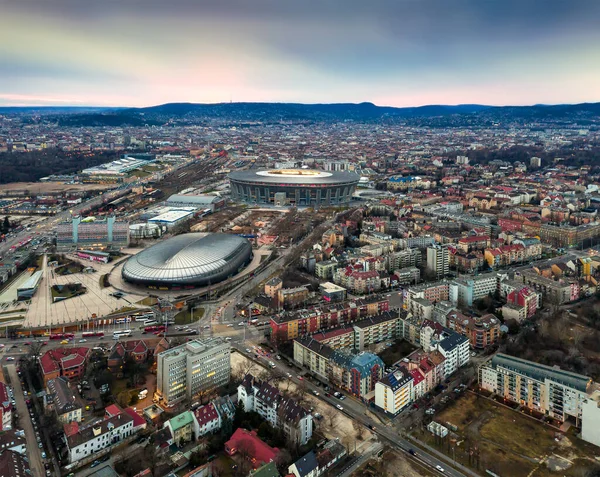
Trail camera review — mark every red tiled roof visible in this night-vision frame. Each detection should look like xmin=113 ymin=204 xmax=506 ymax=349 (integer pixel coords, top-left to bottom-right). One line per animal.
xmin=409 ymin=369 xmax=425 ymax=386
xmin=124 ymin=407 xmax=147 ymax=428
xmin=40 ymin=347 xmax=89 ymax=375
xmin=105 ymin=404 xmax=122 ymax=418
xmin=0 ymin=382 xmax=10 ymax=411
xmin=194 ymin=403 xmax=219 ymax=427
xmin=63 ymin=421 xmax=79 ymax=437
xmin=61 ymin=354 xmax=85 ymax=369
xmin=225 ymin=429 xmax=279 ymax=468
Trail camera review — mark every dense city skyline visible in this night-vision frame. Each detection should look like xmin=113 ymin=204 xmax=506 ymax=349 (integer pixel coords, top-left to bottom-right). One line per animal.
xmin=2 ymin=0 xmax=600 ymax=107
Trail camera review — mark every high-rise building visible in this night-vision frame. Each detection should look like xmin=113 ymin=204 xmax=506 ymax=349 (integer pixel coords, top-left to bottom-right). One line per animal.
xmin=157 ymin=338 xmax=231 ymax=406
xmin=426 ymin=244 xmax=449 ymax=280
xmin=56 ymin=216 xmax=129 ymax=252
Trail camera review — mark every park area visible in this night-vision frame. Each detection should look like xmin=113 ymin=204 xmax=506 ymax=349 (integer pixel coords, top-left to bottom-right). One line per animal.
xmin=415 ymin=392 xmax=600 ymax=477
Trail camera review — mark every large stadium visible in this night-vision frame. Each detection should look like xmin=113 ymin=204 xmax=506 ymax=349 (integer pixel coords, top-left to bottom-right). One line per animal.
xmin=229 ymin=169 xmax=360 ymax=206
xmin=121 ymin=233 xmax=253 ymax=289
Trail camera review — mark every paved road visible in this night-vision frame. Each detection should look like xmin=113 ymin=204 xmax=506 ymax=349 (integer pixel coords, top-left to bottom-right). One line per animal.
xmin=6 ymin=364 xmax=44 ymax=477
xmin=335 ymin=441 xmax=384 ymax=477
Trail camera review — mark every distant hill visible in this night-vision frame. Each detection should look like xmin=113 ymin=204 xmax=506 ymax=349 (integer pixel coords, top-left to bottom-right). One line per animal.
xmin=124 ymin=101 xmax=492 ymax=120
xmin=3 ymin=101 xmax=599 ymax=126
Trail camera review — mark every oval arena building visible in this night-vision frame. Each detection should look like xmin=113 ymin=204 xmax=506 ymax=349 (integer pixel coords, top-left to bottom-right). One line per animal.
xmin=121 ymin=233 xmax=253 ymax=289
xmin=228 ymin=169 xmax=360 ymax=206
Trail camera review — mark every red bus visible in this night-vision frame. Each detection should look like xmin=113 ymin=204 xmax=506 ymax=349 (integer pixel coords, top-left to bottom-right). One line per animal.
xmin=144 ymin=325 xmax=166 ymax=333
xmin=49 ymin=333 xmax=75 ymax=340
xmin=82 ymin=332 xmax=105 ymax=338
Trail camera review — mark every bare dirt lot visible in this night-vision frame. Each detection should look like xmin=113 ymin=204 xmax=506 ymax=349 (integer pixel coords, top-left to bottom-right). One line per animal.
xmin=230 ymin=351 xmax=373 ymax=445
xmin=355 ymin=448 xmax=436 ymax=477
xmin=0 ymin=182 xmax=111 ymax=194
xmin=416 ymin=391 xmax=600 ymax=477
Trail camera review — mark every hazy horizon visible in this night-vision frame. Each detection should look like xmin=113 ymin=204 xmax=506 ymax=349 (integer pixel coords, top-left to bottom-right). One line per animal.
xmin=2 ymin=0 xmax=600 ymax=107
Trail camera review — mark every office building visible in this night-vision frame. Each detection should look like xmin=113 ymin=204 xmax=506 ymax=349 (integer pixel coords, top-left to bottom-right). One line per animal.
xmin=156 ymin=338 xmax=231 ymax=406
xmin=56 ymin=216 xmax=129 ymax=251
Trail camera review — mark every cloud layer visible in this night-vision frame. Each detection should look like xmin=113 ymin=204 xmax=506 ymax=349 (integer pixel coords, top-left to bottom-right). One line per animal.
xmin=1 ymin=0 xmax=599 ymax=106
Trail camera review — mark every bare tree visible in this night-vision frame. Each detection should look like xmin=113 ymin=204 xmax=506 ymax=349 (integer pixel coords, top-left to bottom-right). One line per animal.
xmin=352 ymin=420 xmax=365 ymax=441
xmin=322 ymin=406 xmax=339 ymax=431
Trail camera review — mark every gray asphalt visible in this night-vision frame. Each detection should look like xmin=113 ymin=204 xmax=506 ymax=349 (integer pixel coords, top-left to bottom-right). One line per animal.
xmin=6 ymin=363 xmax=45 ymax=476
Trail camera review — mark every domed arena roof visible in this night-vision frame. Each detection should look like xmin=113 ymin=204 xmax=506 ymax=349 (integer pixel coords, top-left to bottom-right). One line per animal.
xmin=121 ymin=233 xmax=252 ymax=288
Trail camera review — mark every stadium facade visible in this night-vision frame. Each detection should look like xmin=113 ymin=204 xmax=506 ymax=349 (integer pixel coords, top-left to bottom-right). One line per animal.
xmin=229 ymin=169 xmax=360 ymax=206
xmin=121 ymin=233 xmax=252 ymax=289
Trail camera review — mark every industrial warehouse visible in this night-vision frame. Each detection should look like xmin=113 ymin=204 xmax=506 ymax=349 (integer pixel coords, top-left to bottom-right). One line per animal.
xmin=228 ymin=169 xmax=360 ymax=206
xmin=120 ymin=233 xmax=253 ymax=289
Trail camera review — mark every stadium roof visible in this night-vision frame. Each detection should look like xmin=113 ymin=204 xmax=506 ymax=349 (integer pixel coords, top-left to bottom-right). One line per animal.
xmin=121 ymin=233 xmax=252 ymax=287
xmin=229 ymin=169 xmax=360 ymax=185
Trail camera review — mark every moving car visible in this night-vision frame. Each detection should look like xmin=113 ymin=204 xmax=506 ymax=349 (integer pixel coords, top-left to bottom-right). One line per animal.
xmin=336 ymin=404 xmax=344 ymax=411
xmin=436 ymin=465 xmax=445 ymax=473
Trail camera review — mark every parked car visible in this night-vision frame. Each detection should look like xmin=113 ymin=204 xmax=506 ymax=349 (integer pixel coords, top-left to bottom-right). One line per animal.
xmin=312 ymin=390 xmax=320 ymax=396
xmin=336 ymin=404 xmax=344 ymax=411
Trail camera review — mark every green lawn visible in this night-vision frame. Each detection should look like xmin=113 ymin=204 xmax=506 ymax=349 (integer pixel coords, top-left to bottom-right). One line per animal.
xmin=130 ymin=169 xmax=151 ymax=178
xmin=174 ymin=307 xmax=204 ymax=324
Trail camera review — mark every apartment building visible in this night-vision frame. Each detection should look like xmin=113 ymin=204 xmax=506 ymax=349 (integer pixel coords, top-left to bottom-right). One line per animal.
xmin=537 ymin=223 xmax=600 ymax=249
xmin=392 ymin=266 xmax=420 ymax=285
xmin=519 ymin=269 xmax=579 ymax=304
xmin=456 ymin=235 xmax=490 ymax=253
xmin=446 ymin=312 xmax=500 ymax=349
xmin=353 ymin=311 xmax=402 ymax=351
xmin=334 ymin=268 xmax=382 ymax=294
xmin=389 ymin=248 xmax=422 ymax=270
xmin=449 ymin=273 xmax=499 ymax=307
xmin=315 ymin=260 xmax=340 ymax=280
xmin=399 ymin=236 xmax=436 ymax=249
xmin=437 ymin=331 xmax=470 ymax=378
xmin=47 ymin=377 xmax=82 ymax=424
xmin=293 ymin=339 xmax=384 ymax=399
xmin=426 ymin=244 xmax=449 ymax=279
xmin=404 ymin=281 xmax=450 ymax=312
xmin=264 ymin=277 xmax=283 ymax=298
xmin=375 ymin=367 xmax=413 ymax=415
xmin=0 ymin=382 xmax=12 ymax=431
xmin=278 ymin=286 xmax=309 ymax=309
xmin=238 ymin=374 xmax=313 ymax=445
xmin=156 ymin=338 xmax=230 ymax=406
xmin=270 ymin=296 xmax=390 ymax=342
xmin=479 ymin=354 xmax=595 ymax=425
xmin=421 ymin=321 xmax=470 ymax=378
xmin=66 ymin=411 xmax=135 ymax=463
xmin=502 ymin=286 xmax=540 ymax=322
xmin=56 ymin=215 xmax=129 ymax=251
